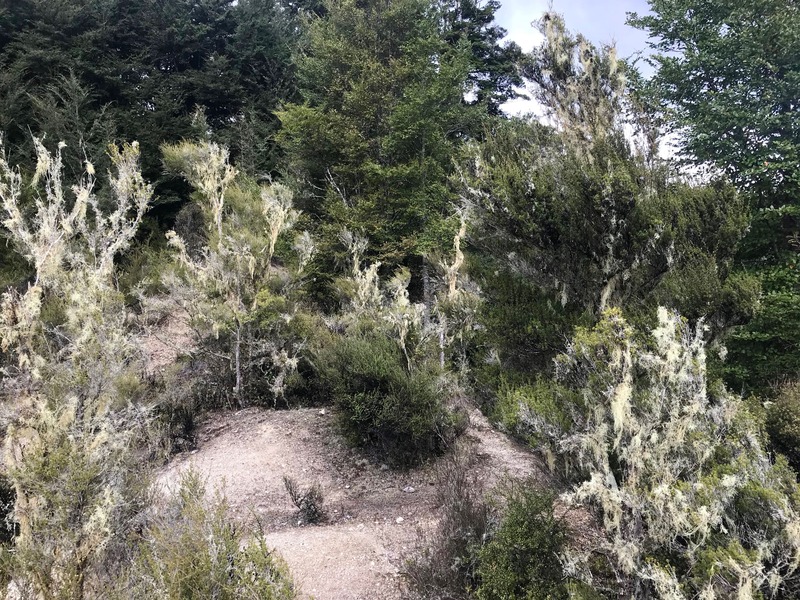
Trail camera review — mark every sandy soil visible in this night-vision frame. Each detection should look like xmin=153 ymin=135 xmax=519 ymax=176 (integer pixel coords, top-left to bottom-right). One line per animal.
xmin=160 ymin=406 xmax=546 ymax=600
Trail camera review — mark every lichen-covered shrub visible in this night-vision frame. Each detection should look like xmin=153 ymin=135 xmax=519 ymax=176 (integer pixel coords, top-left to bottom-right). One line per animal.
xmin=160 ymin=141 xmax=314 ymax=408
xmin=0 ymin=137 xmax=154 ymax=599
xmin=517 ymin=308 xmax=800 ymax=598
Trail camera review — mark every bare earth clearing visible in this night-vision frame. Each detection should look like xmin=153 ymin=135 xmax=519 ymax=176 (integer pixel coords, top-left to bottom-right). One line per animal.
xmin=160 ymin=405 xmax=546 ymax=600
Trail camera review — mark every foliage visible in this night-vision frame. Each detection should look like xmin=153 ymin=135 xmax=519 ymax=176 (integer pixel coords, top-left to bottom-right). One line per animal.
xmin=404 ymin=448 xmax=494 ymax=599
xmin=470 ymin=16 xmax=752 ymax=318
xmin=475 ymin=485 xmax=568 ymax=600
xmin=492 ymin=379 xmax=578 ymax=470
xmin=160 ymin=140 xmax=312 ymax=407
xmin=283 ymin=476 xmax=325 ymax=524
xmin=116 ymin=470 xmax=296 ymax=600
xmin=405 ymin=451 xmax=575 ymax=600
xmin=725 ymin=291 xmax=800 ymax=394
xmin=521 ymin=12 xmax=628 ymax=155
xmin=0 ymin=137 xmax=153 ymax=599
xmin=767 ymin=383 xmax=800 ymax=475
xmin=628 ymin=0 xmax=800 ymax=197
xmin=0 ymin=0 xmax=298 ymax=184
xmin=437 ymin=0 xmax=523 ymax=115
xmin=465 ymin=119 xmax=752 ymax=383
xmin=629 ymin=0 xmax=800 ymax=395
xmin=429 ymin=214 xmax=483 ymax=371
xmin=519 ymin=308 xmax=800 ymax=597
xmin=465 ymin=15 xmax=755 ymax=392
xmin=278 ymin=0 xmax=477 ymax=276
xmin=315 ymin=330 xmax=460 ymax=466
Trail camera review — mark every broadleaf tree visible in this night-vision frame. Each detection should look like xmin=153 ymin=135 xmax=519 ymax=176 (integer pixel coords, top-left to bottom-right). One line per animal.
xmin=628 ymin=0 xmax=800 ymax=393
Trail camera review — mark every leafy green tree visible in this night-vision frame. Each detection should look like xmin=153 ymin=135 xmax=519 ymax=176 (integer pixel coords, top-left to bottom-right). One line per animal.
xmin=278 ymin=0 xmax=477 ymax=282
xmin=437 ymin=0 xmax=523 ymax=115
xmin=465 ymin=14 xmax=756 ymax=375
xmin=628 ymin=0 xmax=800 ymax=197
xmin=629 ymin=0 xmax=800 ymax=393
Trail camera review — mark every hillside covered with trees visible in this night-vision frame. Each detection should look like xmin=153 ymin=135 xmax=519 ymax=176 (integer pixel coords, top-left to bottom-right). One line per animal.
xmin=0 ymin=0 xmax=799 ymax=598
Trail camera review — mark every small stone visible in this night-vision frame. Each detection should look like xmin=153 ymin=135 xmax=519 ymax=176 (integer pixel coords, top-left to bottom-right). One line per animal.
xmin=319 ymin=409 xmax=327 ymax=416
xmin=380 ymin=463 xmax=389 ymax=471
xmin=395 ymin=517 xmax=404 ymax=524
xmin=402 ymin=486 xmax=416 ymax=493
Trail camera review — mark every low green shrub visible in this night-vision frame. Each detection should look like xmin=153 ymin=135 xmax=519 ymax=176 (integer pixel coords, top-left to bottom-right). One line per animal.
xmin=475 ymin=484 xmax=567 ymax=600
xmin=492 ymin=378 xmax=580 ymax=470
xmin=115 ymin=470 xmax=296 ymax=600
xmin=315 ymin=331 xmax=463 ymax=466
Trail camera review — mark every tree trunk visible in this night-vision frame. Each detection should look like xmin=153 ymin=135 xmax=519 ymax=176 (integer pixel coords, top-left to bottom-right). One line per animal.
xmin=234 ymin=323 xmax=243 ymax=408
xmin=422 ymin=257 xmax=433 ymax=326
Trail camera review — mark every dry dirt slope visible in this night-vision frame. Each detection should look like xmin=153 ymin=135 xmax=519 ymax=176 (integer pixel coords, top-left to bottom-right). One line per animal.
xmin=160 ymin=406 xmax=545 ymax=600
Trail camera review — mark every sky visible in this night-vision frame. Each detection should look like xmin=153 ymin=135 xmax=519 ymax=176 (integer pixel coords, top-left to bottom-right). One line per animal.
xmin=493 ymin=0 xmax=654 ymax=114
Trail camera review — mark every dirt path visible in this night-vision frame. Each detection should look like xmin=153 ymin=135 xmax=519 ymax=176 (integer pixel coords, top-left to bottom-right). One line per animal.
xmin=160 ymin=406 xmax=545 ymax=600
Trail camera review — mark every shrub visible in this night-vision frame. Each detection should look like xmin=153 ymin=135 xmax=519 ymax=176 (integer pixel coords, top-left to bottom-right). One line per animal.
xmin=316 ymin=331 xmax=462 ymax=466
xmin=161 ymin=141 xmax=314 ymax=408
xmin=767 ymin=383 xmax=800 ymax=474
xmin=283 ymin=476 xmax=325 ymax=524
xmin=475 ymin=485 xmax=568 ymax=600
xmin=405 ymin=452 xmax=578 ymax=600
xmin=524 ymin=308 xmax=800 ymax=597
xmin=116 ymin=470 xmax=296 ymax=600
xmin=404 ymin=448 xmax=495 ymax=599
xmin=493 ymin=378 xmax=580 ymax=471
xmin=0 ymin=138 xmax=154 ymax=599
xmin=149 ymin=366 xmax=205 ymax=457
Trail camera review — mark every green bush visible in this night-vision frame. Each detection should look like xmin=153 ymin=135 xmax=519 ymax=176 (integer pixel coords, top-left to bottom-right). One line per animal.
xmin=316 ymin=331 xmax=463 ymax=466
xmin=767 ymin=383 xmax=800 ymax=474
xmin=493 ymin=378 xmax=580 ymax=471
xmin=475 ymin=485 xmax=568 ymax=600
xmin=116 ymin=470 xmax=296 ymax=600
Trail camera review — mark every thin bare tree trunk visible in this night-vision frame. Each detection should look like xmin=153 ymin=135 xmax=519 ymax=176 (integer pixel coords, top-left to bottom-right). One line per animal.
xmin=234 ymin=323 xmax=243 ymax=408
